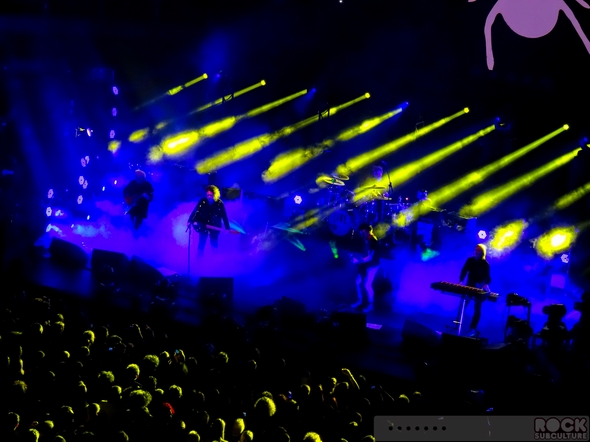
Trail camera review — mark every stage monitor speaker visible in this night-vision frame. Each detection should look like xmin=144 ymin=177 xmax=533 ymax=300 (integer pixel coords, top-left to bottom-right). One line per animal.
xmin=49 ymin=238 xmax=88 ymax=269
xmin=199 ymin=277 xmax=234 ymax=309
xmin=441 ymin=332 xmax=487 ymax=354
xmin=90 ymin=249 xmax=130 ymax=276
xmin=401 ymin=319 xmax=440 ymax=348
xmin=129 ymin=256 xmax=163 ymax=288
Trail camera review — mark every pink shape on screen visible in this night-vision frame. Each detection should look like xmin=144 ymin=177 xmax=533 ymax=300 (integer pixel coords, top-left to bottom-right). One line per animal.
xmin=472 ymin=0 xmax=590 ymax=69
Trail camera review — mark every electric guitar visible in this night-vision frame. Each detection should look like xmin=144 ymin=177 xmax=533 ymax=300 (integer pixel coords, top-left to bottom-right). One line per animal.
xmin=191 ymin=222 xmax=241 ymax=234
xmin=124 ymin=193 xmax=151 ymax=215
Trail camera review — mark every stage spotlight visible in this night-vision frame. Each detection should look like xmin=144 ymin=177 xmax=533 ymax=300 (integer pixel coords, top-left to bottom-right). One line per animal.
xmin=108 ymin=140 xmax=121 ymax=153
xmin=478 ymin=230 xmax=487 ymax=239
xmin=365 ymin=92 xmax=370 ymax=98
xmin=79 ymin=176 xmax=85 ymax=185
xmin=46 ymin=207 xmax=52 ymax=217
xmin=83 ymin=180 xmax=88 ymax=190
xmin=464 ymin=107 xmax=470 ymax=113
xmin=81 ymin=158 xmax=87 ymax=167
xmin=294 ymin=195 xmax=302 ymax=204
xmin=536 ymin=226 xmax=576 ymax=259
xmin=551 ymin=233 xmax=567 ymax=248
xmin=561 ymin=253 xmax=569 ymax=263
xmin=114 ymin=180 xmax=117 ymax=185
xmin=86 ymin=128 xmax=93 ymax=137
xmin=47 ymin=188 xmax=54 ymax=199
xmin=112 ymin=108 xmax=117 ymax=117
xmin=102 ymin=186 xmax=105 ymax=191
xmin=85 ymin=156 xmax=90 ymax=164
xmin=110 ymin=130 xmax=116 ymax=139
xmin=77 ymin=195 xmax=83 ymax=204
xmin=489 ymin=220 xmax=527 ymax=255
xmin=197 ymin=94 xmax=368 ymax=173
xmin=87 ymin=215 xmax=90 ymax=220
xmin=339 ymin=107 xmax=468 ymax=178
xmin=263 ymin=108 xmax=400 ymax=182
xmin=419 ymin=125 xmax=568 ymax=218
xmin=460 ymin=149 xmax=580 ymax=218
xmin=563 ymin=124 xmax=569 ymax=130
xmin=112 ymin=86 xmax=119 ymax=95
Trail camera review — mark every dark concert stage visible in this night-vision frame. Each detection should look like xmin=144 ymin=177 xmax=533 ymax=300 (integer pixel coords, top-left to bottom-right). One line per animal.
xmin=2 ymin=0 xmax=590 ymax=401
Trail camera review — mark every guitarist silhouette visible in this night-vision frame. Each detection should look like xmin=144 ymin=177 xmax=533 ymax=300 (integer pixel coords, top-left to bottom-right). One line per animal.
xmin=123 ymin=170 xmax=154 ymax=230
xmin=187 ymin=185 xmax=234 ymax=256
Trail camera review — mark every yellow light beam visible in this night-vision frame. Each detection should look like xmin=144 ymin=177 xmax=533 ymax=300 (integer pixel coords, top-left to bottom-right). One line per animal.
xmin=196 ymin=93 xmax=369 ymax=173
xmin=159 ymin=130 xmax=201 ymax=157
xmin=262 ymin=108 xmax=400 ymax=183
xmin=352 ymin=124 xmax=495 ymax=203
xmin=488 ymin=219 xmax=528 ymax=256
xmin=134 ymin=74 xmax=208 ymax=110
xmin=460 ymin=148 xmax=581 ymax=218
xmin=184 ymin=89 xmax=308 ymax=141
xmin=143 ymin=89 xmax=308 ymax=160
xmin=553 ymin=180 xmax=590 ymax=211
xmin=245 ymin=89 xmax=307 ymax=118
xmin=191 ymin=80 xmax=266 ymax=115
xmin=168 ymin=73 xmax=209 ymax=96
xmin=131 ymin=80 xmax=266 ymax=143
xmin=535 ymin=225 xmax=580 ymax=260
xmin=405 ymin=125 xmax=568 ymax=221
xmin=337 ymin=107 xmax=468 ymax=177
xmin=129 ymin=128 xmax=151 ymax=143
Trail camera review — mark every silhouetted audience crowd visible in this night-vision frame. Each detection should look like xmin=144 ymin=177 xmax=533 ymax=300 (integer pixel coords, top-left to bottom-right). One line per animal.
xmin=1 ymin=283 xmax=589 ymax=441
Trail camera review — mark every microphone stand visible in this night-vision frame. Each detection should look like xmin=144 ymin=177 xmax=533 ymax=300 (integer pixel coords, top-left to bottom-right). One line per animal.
xmin=386 ymin=170 xmax=394 ymax=201
xmin=385 ymin=170 xmax=396 ymax=250
xmin=186 ymin=222 xmax=191 ymax=279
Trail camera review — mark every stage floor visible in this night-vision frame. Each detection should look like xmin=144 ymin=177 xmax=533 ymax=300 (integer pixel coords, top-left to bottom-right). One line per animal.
xmin=22 ymin=207 xmax=585 ymax=383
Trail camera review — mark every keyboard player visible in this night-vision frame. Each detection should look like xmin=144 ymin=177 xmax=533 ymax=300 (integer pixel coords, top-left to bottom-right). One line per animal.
xmin=458 ymin=243 xmax=492 ymax=337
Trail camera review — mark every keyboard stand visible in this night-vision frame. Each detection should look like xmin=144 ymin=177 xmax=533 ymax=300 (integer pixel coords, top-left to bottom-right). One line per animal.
xmin=452 ymin=295 xmax=468 ymax=336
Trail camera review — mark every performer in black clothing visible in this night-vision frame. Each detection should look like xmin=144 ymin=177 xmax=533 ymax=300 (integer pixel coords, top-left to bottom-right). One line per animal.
xmin=459 ymin=243 xmax=492 ymax=336
xmin=187 ymin=185 xmax=230 ymax=255
xmin=351 ymin=223 xmax=380 ymax=313
xmin=123 ymin=170 xmax=154 ymax=230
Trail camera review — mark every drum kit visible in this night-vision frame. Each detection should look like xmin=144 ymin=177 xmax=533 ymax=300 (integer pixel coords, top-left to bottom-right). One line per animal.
xmin=312 ymin=174 xmax=410 ymax=237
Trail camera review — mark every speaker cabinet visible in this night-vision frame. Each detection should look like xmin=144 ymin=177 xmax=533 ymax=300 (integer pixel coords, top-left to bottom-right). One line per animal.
xmin=129 ymin=256 xmax=163 ymax=288
xmin=91 ymin=249 xmax=130 ymax=279
xmin=49 ymin=238 xmax=88 ymax=268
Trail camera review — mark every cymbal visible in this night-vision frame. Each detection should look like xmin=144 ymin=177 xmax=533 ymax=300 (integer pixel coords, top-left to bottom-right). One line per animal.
xmin=321 ymin=176 xmax=345 ymax=186
xmin=332 ymin=173 xmax=349 ymax=181
xmin=361 ymin=185 xmax=385 ymax=190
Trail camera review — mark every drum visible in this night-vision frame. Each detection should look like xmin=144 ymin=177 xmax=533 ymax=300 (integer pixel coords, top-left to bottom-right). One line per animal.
xmin=328 ymin=209 xmax=355 ymax=236
xmin=361 ymin=199 xmax=388 ymax=224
